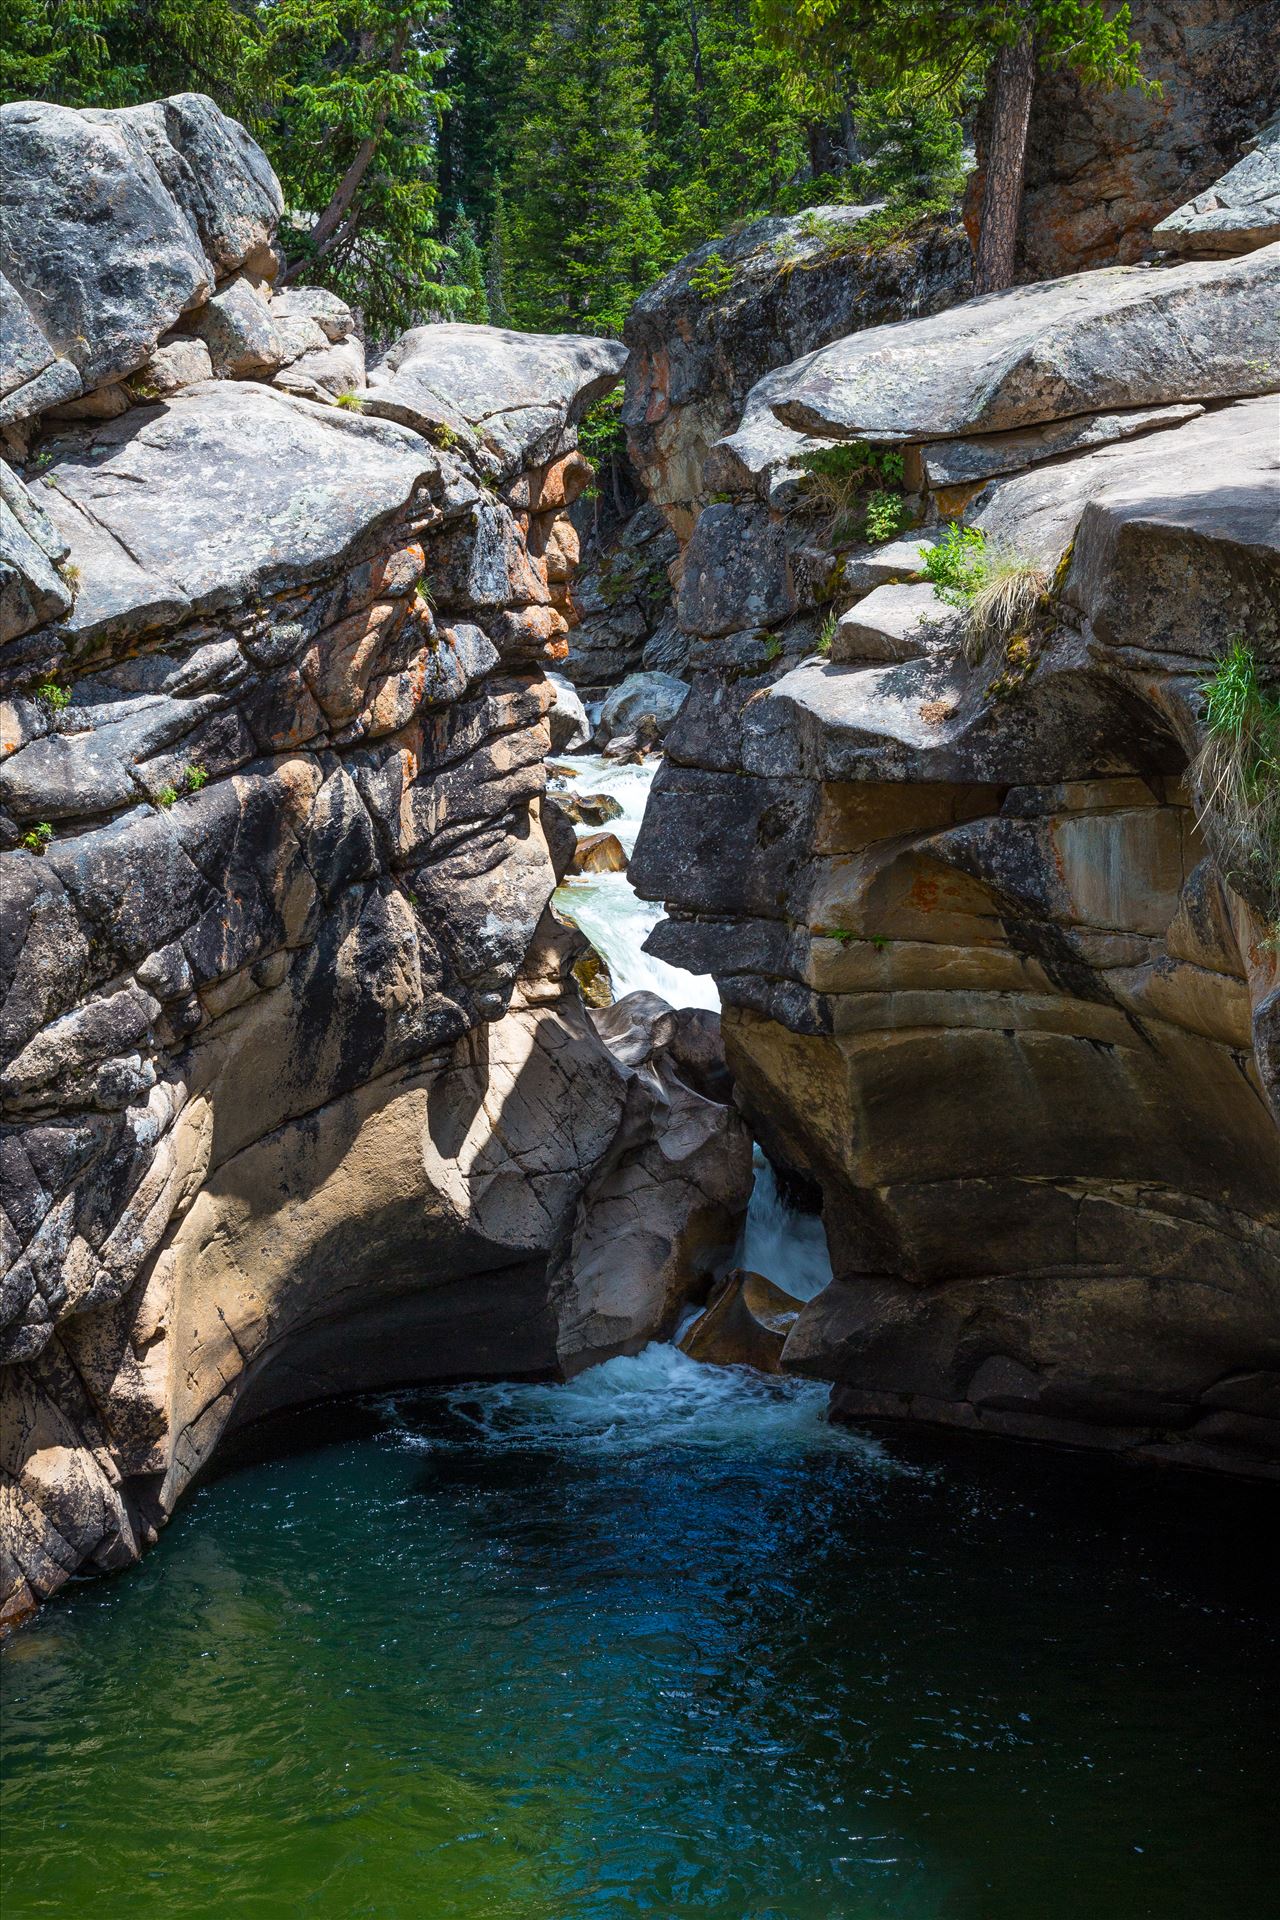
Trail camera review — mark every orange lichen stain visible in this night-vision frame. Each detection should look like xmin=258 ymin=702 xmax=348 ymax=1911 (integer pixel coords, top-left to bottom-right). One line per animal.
xmin=908 ymin=873 xmax=941 ymax=912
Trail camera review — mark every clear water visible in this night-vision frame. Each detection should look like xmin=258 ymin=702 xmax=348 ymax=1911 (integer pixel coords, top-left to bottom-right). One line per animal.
xmin=3 ymin=1348 xmax=1275 ymax=1919
xmin=552 ymin=754 xmax=719 ymax=1010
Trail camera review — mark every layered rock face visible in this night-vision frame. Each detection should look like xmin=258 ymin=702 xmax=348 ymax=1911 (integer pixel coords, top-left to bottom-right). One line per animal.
xmin=981 ymin=0 xmax=1280 ymax=280
xmin=623 ymin=203 xmax=973 ymax=545
xmin=0 ymin=97 xmax=751 ymax=1626
xmin=632 ymin=183 xmax=1280 ymax=1473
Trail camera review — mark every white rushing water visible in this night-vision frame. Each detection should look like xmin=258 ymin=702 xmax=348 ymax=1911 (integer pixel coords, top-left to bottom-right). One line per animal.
xmin=552 ymin=752 xmax=833 ymax=1309
xmin=381 ymin=1342 xmax=882 ymax=1460
xmin=551 ymin=754 xmax=719 ymax=1009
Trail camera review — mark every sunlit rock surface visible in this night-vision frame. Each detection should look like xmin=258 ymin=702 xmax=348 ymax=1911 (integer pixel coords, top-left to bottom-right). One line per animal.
xmin=0 ymin=98 xmax=751 ymax=1627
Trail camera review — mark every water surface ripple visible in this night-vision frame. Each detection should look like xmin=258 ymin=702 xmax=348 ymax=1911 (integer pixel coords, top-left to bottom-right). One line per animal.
xmin=2 ymin=1345 xmax=1275 ymax=1919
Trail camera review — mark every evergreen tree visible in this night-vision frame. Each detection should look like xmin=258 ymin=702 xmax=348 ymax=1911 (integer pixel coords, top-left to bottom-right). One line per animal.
xmin=485 ymin=176 xmax=513 ymax=327
xmin=754 ymin=0 xmax=1152 ymax=289
xmin=443 ymin=201 xmax=489 ymax=320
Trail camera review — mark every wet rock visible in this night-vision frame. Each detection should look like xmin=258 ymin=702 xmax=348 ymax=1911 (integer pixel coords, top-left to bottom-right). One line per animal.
xmin=571 ymin=831 xmax=627 ymax=874
xmin=597 ymin=671 xmax=689 ymax=747
xmin=550 ymin=790 xmax=624 ymax=828
xmin=680 ymin=1268 xmax=803 ymax=1373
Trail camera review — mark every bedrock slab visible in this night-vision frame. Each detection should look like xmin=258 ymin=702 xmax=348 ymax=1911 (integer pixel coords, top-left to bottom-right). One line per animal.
xmin=768 ymin=246 xmax=1280 ymax=443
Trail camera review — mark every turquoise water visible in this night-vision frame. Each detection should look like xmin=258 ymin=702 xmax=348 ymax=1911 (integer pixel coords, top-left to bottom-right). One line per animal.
xmin=2 ymin=1345 xmax=1275 ymax=1919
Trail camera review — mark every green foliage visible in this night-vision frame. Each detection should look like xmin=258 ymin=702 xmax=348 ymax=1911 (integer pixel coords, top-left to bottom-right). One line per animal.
xmin=762 ymin=633 xmax=783 ymax=661
xmin=1194 ymin=640 xmax=1280 ymax=924
xmin=21 ymin=821 xmax=53 ymax=853
xmin=800 ymin=440 xmax=906 ymax=548
xmin=863 ymin=489 xmax=908 ymax=544
xmin=817 ymin=610 xmax=837 ymax=656
xmin=920 ymin=523 xmax=990 ymax=604
xmin=33 ymin=678 xmax=71 ymax=711
xmin=504 ymin=0 xmax=665 ymax=334
xmin=687 ymin=250 xmax=736 ymax=301
xmin=576 ymin=382 xmax=627 ymax=473
xmin=754 ymin=1 xmax=1152 ymax=112
xmin=183 ymin=763 xmax=208 ymax=793
xmin=334 ymin=389 xmax=364 ymax=410
xmin=442 ymin=202 xmax=489 ymax=320
xmin=484 ymin=176 xmax=512 ymax=326
xmin=155 ymin=783 xmax=179 ymax=808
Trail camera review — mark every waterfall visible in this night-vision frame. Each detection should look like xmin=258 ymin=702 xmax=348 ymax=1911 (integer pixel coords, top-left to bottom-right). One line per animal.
xmin=553 ymin=754 xmax=831 ymax=1308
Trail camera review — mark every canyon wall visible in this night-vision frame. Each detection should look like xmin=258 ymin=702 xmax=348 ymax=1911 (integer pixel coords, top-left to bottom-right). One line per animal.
xmin=630 ymin=160 xmax=1280 ymax=1473
xmin=0 ymin=96 xmax=752 ymax=1626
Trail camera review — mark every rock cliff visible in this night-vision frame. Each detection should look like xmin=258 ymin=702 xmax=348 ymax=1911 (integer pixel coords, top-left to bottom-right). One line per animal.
xmin=630 ymin=153 xmax=1280 ymax=1474
xmin=0 ymin=96 xmax=752 ymax=1627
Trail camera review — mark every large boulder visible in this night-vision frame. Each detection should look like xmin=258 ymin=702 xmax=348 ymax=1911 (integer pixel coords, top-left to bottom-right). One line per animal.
xmin=623 ymin=203 xmax=972 ymax=539
xmin=546 ymin=670 xmax=591 ymax=751
xmin=0 ymin=94 xmax=282 ymax=420
xmin=596 ymin=670 xmax=689 ymax=747
xmin=364 ymin=324 xmax=628 ymax=479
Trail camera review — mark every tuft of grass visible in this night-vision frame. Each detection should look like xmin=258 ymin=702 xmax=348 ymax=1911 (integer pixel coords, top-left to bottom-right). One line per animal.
xmin=1192 ymin=639 xmax=1280 ymax=926
xmin=817 ymin=610 xmax=838 ymax=657
xmin=762 ymin=634 xmax=783 ymax=663
xmin=688 ymin=250 xmax=736 ymax=301
xmin=33 ymin=679 xmax=71 ymax=711
xmin=335 ymin=390 xmax=364 ymax=412
xmin=22 ymin=822 xmax=53 ymax=854
xmin=155 ymin=784 xmax=179 ymax=808
xmin=921 ymin=526 xmax=1046 ymax=664
xmin=965 ymin=556 xmax=1048 ymax=664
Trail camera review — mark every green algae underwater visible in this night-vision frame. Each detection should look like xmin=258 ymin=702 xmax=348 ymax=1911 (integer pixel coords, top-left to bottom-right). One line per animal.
xmin=2 ymin=1346 xmax=1276 ymax=1920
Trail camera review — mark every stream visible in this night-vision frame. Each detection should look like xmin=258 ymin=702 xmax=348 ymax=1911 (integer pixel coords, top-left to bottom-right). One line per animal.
xmin=2 ymin=757 xmax=1275 ymax=1919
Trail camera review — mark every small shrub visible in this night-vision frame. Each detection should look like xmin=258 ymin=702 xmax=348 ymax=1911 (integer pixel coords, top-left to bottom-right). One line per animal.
xmin=335 ymin=390 xmax=364 ymax=412
xmin=183 ymin=763 xmax=208 ymax=793
xmin=799 ymin=440 xmax=905 ymax=548
xmin=33 ymin=679 xmax=71 ymax=711
xmin=429 ymin=419 xmax=459 ymax=450
xmin=817 ymin=611 xmax=838 ymax=657
xmin=22 ymin=822 xmax=53 ymax=854
xmin=1192 ymin=639 xmax=1280 ymax=926
xmin=863 ymin=489 xmax=909 ymax=545
xmin=920 ymin=523 xmax=990 ymax=604
xmin=57 ymin=560 xmax=82 ymax=591
xmin=688 ymin=251 xmax=736 ymax=302
xmin=156 ymin=784 xmax=179 ymax=808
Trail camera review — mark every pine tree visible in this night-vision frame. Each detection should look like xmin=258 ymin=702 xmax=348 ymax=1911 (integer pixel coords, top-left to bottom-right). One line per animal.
xmin=506 ymin=0 xmax=665 ymax=335
xmin=485 ymin=177 xmax=513 ymax=327
xmin=443 ymin=202 xmax=489 ymax=320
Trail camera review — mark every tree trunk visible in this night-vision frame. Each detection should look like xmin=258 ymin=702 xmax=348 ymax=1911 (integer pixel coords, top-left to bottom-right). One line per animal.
xmin=974 ymin=28 xmax=1036 ymax=295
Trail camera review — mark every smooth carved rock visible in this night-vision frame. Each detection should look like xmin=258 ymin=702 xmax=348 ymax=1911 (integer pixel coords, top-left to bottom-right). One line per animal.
xmin=546 ymin=671 xmax=591 ymax=752
xmin=633 ymin=274 xmax=1280 ymax=1477
xmin=1154 ymin=108 xmax=1280 ymax=256
xmin=768 ymin=247 xmax=1280 ymax=444
xmin=680 ymin=1268 xmax=802 ymax=1373
xmin=571 ymin=831 xmax=627 ymax=874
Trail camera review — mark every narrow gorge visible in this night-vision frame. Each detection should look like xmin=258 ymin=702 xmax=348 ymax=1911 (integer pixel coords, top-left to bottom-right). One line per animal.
xmin=1 ymin=43 xmax=1278 ymax=1920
